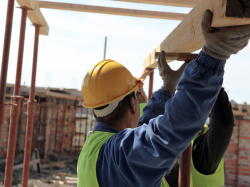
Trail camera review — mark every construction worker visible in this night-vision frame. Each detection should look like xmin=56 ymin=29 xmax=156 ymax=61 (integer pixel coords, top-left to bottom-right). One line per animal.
xmin=139 ymin=87 xmax=234 ymax=186
xmin=161 ymin=87 xmax=234 ymax=187
xmin=77 ymin=9 xmax=250 ymax=187
xmin=136 ymin=68 xmax=153 ymax=116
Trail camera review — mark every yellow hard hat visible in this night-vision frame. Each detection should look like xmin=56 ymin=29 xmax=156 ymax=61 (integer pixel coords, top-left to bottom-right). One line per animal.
xmin=82 ymin=59 xmax=143 ymax=108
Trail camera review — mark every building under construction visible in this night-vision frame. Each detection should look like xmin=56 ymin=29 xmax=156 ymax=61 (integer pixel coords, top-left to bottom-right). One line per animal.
xmin=0 ymin=84 xmax=95 ymax=160
xmin=1 ymin=0 xmax=250 ymax=186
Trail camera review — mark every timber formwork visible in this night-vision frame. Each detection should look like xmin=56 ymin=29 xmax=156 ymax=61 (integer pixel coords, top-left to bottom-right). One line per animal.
xmin=0 ymin=84 xmax=95 ymax=160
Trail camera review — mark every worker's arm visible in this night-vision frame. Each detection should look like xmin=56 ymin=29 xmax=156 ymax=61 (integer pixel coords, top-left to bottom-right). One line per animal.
xmin=163 ymin=88 xmax=235 ymax=186
xmin=192 ymin=88 xmax=235 ymax=174
xmin=96 ymin=10 xmax=250 ymax=187
xmin=138 ymin=89 xmax=174 ymax=125
xmin=138 ymin=59 xmax=186 ymax=125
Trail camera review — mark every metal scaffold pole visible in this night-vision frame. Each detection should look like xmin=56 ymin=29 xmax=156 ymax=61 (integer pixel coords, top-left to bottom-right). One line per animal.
xmin=0 ymin=0 xmax=15 ymax=141
xmin=148 ymin=70 xmax=154 ymax=101
xmin=22 ymin=25 xmax=41 ymax=187
xmin=4 ymin=7 xmax=29 ymax=187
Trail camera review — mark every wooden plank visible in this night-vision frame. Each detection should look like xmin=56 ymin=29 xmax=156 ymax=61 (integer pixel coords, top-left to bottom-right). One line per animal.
xmin=45 ymin=91 xmax=83 ymax=101
xmin=37 ymin=1 xmax=187 ymax=21
xmin=244 ymin=102 xmax=250 ymax=116
xmin=40 ymin=159 xmax=66 ymax=168
xmin=144 ymin=0 xmax=250 ymax=68
xmin=113 ymin=0 xmax=200 ymax=8
xmin=13 ymin=159 xmax=39 ymax=170
xmin=16 ymin=0 xmax=49 ymax=35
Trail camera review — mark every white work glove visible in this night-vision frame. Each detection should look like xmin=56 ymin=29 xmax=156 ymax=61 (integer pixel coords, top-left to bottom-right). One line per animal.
xmin=158 ymin=51 xmax=187 ymax=92
xmin=201 ymin=9 xmax=250 ymax=60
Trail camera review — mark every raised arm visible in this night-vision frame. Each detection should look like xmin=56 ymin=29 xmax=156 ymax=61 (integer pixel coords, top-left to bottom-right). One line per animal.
xmin=96 ymin=10 xmax=250 ymax=187
xmin=192 ymin=88 xmax=235 ymax=174
xmin=139 ymin=58 xmax=186 ymax=126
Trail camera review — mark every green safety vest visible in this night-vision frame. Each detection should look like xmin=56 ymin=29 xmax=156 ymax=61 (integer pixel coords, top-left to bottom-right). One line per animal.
xmin=77 ymin=130 xmax=169 ymax=187
xmin=190 ymin=125 xmax=224 ymax=187
xmin=139 ymin=103 xmax=147 ymax=117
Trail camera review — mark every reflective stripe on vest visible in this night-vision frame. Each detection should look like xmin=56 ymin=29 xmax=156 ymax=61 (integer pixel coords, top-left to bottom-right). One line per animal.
xmin=77 ymin=130 xmax=169 ymax=187
xmin=190 ymin=125 xmax=225 ymax=187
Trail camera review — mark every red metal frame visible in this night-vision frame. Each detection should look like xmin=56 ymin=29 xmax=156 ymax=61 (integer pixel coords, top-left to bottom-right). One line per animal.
xmin=58 ymin=99 xmax=66 ymax=161
xmin=179 ymin=144 xmax=192 ymax=187
xmin=0 ymin=0 xmax=15 ymax=141
xmin=43 ymin=97 xmax=48 ymax=157
xmin=4 ymin=7 xmax=28 ymax=187
xmin=34 ymin=96 xmax=41 ymax=149
xmin=54 ymin=99 xmax=60 ymax=152
xmin=84 ymin=108 xmax=89 ymax=143
xmin=22 ymin=25 xmax=41 ymax=187
xmin=148 ymin=71 xmax=154 ymax=101
xmin=46 ymin=97 xmax=56 ymax=159
xmin=16 ymin=99 xmax=23 ymax=151
xmin=69 ymin=100 xmax=77 ymax=155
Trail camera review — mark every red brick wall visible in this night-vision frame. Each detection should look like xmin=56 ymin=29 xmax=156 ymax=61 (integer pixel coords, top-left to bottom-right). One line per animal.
xmin=224 ymin=117 xmax=250 ymax=187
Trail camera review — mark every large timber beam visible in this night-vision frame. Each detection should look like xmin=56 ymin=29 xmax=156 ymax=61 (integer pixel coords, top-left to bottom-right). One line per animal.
xmin=144 ymin=0 xmax=250 ymax=68
xmin=113 ymin=0 xmax=201 ymax=8
xmin=37 ymin=1 xmax=187 ymax=21
xmin=16 ymin=0 xmax=49 ymax=35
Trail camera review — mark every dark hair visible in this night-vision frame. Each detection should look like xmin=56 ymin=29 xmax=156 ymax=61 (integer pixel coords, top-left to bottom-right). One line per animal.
xmin=94 ymin=92 xmax=136 ymax=122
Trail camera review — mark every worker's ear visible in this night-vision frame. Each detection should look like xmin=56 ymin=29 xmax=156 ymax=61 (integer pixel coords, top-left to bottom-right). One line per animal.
xmin=128 ymin=97 xmax=136 ymax=115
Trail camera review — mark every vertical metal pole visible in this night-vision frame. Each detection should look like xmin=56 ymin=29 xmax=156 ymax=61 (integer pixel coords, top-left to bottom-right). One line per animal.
xmin=69 ymin=100 xmax=77 ymax=155
xmin=22 ymin=25 xmax=41 ymax=187
xmin=179 ymin=144 xmax=192 ymax=187
xmin=84 ymin=109 xmax=89 ymax=142
xmin=54 ymin=99 xmax=59 ymax=153
xmin=79 ymin=105 xmax=83 ymax=151
xmin=235 ymin=117 xmax=240 ymax=187
xmin=43 ymin=97 xmax=48 ymax=157
xmin=148 ymin=71 xmax=154 ymax=101
xmin=58 ymin=99 xmax=66 ymax=161
xmin=103 ymin=36 xmax=107 ymax=60
xmin=34 ymin=97 xmax=41 ymax=149
xmin=0 ymin=0 xmax=15 ymax=140
xmin=4 ymin=7 xmax=28 ymax=187
xmin=16 ymin=99 xmax=23 ymax=151
xmin=46 ymin=97 xmax=55 ymax=159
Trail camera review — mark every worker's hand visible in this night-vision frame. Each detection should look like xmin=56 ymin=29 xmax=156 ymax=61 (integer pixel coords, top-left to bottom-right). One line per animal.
xmin=201 ymin=9 xmax=250 ymax=60
xmin=158 ymin=51 xmax=187 ymax=92
xmin=139 ymin=68 xmax=154 ymax=81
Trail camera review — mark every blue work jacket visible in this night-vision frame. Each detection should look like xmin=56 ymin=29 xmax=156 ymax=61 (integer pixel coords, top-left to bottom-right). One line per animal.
xmin=91 ymin=51 xmax=226 ymax=187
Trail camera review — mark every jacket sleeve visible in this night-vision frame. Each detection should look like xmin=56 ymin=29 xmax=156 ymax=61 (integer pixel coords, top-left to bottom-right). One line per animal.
xmin=192 ymin=88 xmax=235 ymax=174
xmin=138 ymin=90 xmax=174 ymax=126
xmin=96 ymin=51 xmax=226 ymax=187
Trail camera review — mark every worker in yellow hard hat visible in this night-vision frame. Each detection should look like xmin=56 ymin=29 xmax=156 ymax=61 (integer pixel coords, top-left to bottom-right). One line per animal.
xmin=77 ymin=9 xmax=250 ymax=187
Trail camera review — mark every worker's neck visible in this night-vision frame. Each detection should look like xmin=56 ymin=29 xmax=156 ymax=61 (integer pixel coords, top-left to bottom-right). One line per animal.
xmin=106 ymin=117 xmax=134 ymax=132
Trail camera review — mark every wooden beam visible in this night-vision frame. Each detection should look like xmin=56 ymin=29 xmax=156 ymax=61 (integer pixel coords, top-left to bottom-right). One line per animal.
xmin=144 ymin=0 xmax=250 ymax=68
xmin=16 ymin=0 xmax=49 ymax=35
xmin=40 ymin=159 xmax=66 ymax=168
xmin=45 ymin=91 xmax=83 ymax=101
xmin=37 ymin=1 xmax=187 ymax=21
xmin=113 ymin=0 xmax=201 ymax=8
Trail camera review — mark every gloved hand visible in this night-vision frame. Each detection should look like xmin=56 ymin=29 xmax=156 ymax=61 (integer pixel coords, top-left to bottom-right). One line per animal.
xmin=201 ymin=9 xmax=250 ymax=60
xmin=157 ymin=51 xmax=187 ymax=92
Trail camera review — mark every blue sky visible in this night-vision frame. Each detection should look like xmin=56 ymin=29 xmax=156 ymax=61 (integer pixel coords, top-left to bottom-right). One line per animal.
xmin=0 ymin=0 xmax=249 ymax=104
